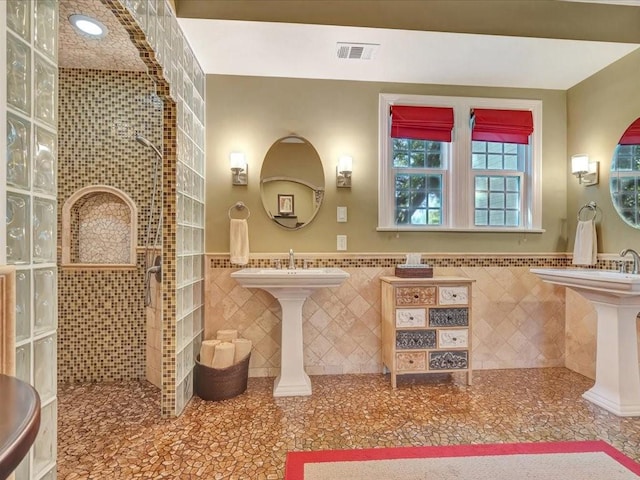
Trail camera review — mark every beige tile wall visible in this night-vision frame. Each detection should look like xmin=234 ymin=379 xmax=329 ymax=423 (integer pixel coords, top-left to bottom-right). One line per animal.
xmin=205 ymin=255 xmax=568 ymax=377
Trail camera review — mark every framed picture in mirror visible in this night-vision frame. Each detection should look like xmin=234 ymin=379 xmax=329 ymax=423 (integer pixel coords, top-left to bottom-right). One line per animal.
xmin=278 ymin=194 xmax=294 ymax=216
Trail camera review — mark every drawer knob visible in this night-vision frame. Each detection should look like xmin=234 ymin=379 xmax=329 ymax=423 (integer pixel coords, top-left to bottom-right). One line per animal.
xmin=414 ymin=294 xmax=419 ymax=299
xmin=452 ymin=294 xmax=457 ymax=298
xmin=409 ymin=359 xmax=414 ymax=364
xmin=409 ymin=316 xmax=414 ymax=320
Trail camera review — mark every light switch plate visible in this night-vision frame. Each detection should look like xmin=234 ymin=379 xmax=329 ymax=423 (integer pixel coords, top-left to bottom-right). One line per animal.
xmin=337 ymin=235 xmax=347 ymax=251
xmin=337 ymin=206 xmax=347 ymax=222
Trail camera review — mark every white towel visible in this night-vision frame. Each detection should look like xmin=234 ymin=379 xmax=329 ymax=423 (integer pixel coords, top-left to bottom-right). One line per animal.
xmin=199 ymin=339 xmax=221 ymax=366
xmin=230 ymin=218 xmax=249 ymax=265
xmin=216 ymin=329 xmax=238 ymax=342
xmin=233 ymin=338 xmax=252 ymax=363
xmin=572 ymin=219 xmax=597 ymax=266
xmin=211 ymin=342 xmax=236 ymax=369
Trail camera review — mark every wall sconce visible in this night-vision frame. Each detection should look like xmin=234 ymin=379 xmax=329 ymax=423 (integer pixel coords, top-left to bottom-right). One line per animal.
xmin=337 ymin=155 xmax=353 ymax=188
xmin=571 ymin=154 xmax=599 ymax=186
xmin=229 ymin=152 xmax=248 ymax=186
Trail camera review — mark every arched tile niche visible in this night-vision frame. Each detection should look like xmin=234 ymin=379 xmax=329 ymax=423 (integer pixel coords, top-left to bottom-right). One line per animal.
xmin=62 ymin=185 xmax=137 ymax=267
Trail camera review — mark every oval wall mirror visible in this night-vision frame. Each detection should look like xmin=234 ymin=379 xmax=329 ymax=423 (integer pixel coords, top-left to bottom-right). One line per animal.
xmin=260 ymin=136 xmax=325 ymax=230
xmin=610 ymin=117 xmax=640 ymax=228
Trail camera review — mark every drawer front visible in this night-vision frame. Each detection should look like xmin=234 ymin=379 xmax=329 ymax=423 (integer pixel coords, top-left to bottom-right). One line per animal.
xmin=429 ymin=350 xmax=468 ymax=370
xmin=438 ymin=329 xmax=468 ymax=348
xmin=395 ymin=308 xmax=426 ymax=328
xmin=438 ymin=286 xmax=469 ymax=305
xmin=396 ymin=351 xmax=426 ymax=371
xmin=396 ymin=286 xmax=436 ymax=306
xmin=396 ymin=330 xmax=436 ymax=349
xmin=429 ymin=308 xmax=468 ymax=327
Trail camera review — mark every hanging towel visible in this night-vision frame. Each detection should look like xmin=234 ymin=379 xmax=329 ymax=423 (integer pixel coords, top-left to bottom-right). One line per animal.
xmin=572 ymin=219 xmax=597 ymax=266
xmin=230 ymin=218 xmax=249 ymax=265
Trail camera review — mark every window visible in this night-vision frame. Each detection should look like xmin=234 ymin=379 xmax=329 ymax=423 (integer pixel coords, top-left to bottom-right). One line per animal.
xmin=390 ymin=105 xmax=453 ymax=226
xmin=611 ymin=144 xmax=640 ymax=225
xmin=393 ymin=138 xmax=447 ymax=225
xmin=378 ymin=94 xmax=542 ymax=232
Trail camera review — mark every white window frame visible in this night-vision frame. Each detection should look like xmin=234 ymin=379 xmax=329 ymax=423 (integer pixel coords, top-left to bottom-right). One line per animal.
xmin=378 ymin=93 xmax=543 ymax=232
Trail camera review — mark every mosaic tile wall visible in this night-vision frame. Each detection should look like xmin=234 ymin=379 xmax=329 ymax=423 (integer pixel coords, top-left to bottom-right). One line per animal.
xmin=205 ymin=255 xmax=569 ymax=377
xmin=57 ymin=68 xmax=162 ymax=383
xmin=5 ymin=1 xmax=59 ymax=478
xmin=106 ymin=0 xmax=206 ymax=416
xmin=73 ymin=191 xmax=132 ymax=264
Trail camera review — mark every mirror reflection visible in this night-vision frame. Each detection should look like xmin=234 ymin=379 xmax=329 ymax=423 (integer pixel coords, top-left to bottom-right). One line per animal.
xmin=260 ymin=136 xmax=325 ymax=230
xmin=610 ymin=117 xmax=640 ymax=228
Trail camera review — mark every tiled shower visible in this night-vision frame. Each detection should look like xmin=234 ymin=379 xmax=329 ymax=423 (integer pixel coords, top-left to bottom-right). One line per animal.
xmin=3 ymin=0 xmax=205 ymax=477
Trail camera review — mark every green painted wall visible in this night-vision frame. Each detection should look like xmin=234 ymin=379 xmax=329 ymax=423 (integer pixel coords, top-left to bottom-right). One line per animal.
xmin=205 ymin=75 xmax=568 ymax=253
xmin=567 ymin=49 xmax=640 ymax=254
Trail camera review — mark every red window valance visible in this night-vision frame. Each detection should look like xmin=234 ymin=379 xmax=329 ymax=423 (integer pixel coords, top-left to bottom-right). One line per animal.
xmin=391 ymin=105 xmax=454 ymax=142
xmin=471 ymin=108 xmax=533 ymax=145
xmin=619 ymin=118 xmax=640 ymax=145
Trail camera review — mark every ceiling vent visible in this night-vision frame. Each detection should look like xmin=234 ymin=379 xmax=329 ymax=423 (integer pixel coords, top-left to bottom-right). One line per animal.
xmin=336 ymin=42 xmax=379 ymax=60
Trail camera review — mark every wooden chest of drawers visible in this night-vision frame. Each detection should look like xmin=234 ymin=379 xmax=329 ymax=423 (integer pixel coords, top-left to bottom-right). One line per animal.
xmin=381 ymin=276 xmax=474 ymax=388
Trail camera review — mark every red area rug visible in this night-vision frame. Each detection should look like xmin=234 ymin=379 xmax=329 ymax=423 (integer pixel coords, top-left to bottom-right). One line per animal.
xmin=285 ymin=440 xmax=640 ymax=480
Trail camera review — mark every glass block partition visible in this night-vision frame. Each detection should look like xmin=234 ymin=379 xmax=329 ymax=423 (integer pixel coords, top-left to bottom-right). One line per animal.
xmin=115 ymin=0 xmax=206 ymax=416
xmin=4 ymin=1 xmax=59 ymax=478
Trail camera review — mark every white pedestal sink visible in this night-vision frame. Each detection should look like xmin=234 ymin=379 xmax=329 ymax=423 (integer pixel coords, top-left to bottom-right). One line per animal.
xmin=531 ymin=268 xmax=640 ymax=416
xmin=230 ymin=267 xmax=350 ymax=397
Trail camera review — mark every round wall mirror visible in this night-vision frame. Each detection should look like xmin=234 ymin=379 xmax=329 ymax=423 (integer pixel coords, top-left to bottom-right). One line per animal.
xmin=610 ymin=117 xmax=640 ymax=228
xmin=260 ymin=136 xmax=325 ymax=230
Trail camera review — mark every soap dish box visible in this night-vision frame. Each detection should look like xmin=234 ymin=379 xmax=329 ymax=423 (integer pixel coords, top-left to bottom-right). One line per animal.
xmin=195 ymin=353 xmax=251 ymax=401
xmin=395 ymin=265 xmax=433 ymax=278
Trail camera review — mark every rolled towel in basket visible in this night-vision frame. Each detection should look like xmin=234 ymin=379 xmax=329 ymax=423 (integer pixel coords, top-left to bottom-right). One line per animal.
xmin=216 ymin=329 xmax=238 ymax=342
xmin=233 ymin=338 xmax=252 ymax=363
xmin=200 ymin=339 xmax=221 ymax=366
xmin=212 ymin=342 xmax=236 ymax=369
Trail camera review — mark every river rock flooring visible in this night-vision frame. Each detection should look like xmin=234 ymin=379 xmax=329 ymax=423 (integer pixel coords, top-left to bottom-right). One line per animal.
xmin=57 ymin=368 xmax=640 ymax=479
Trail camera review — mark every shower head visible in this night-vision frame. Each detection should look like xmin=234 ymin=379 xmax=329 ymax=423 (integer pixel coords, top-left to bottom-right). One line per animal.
xmin=135 ymin=134 xmax=163 ymax=159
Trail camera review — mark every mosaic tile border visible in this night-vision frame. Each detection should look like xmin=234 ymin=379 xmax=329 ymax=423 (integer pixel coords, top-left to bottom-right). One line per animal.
xmin=207 ymin=253 xmax=623 ymax=270
xmin=105 ymin=0 xmax=178 ymax=417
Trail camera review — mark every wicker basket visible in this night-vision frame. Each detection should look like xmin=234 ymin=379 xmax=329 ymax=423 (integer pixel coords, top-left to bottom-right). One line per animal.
xmin=195 ymin=353 xmax=251 ymax=401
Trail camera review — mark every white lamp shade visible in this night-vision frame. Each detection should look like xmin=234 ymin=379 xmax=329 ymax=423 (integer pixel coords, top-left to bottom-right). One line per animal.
xmin=229 ymin=152 xmax=246 ymax=170
xmin=571 ymin=154 xmax=589 ymax=175
xmin=338 ymin=155 xmax=353 ymax=173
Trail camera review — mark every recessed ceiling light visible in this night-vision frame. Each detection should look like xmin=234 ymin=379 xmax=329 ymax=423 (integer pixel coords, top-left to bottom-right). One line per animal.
xmin=69 ymin=14 xmax=108 ymax=39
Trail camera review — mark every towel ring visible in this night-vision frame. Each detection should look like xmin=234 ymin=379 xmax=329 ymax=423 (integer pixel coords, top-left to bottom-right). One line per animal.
xmin=228 ymin=201 xmax=250 ymax=220
xmin=577 ymin=201 xmax=598 ymax=222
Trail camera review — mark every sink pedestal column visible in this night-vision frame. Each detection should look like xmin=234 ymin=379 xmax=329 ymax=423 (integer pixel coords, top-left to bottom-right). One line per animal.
xmin=270 ymin=288 xmax=313 ymax=397
xmin=582 ymin=302 xmax=640 ymax=416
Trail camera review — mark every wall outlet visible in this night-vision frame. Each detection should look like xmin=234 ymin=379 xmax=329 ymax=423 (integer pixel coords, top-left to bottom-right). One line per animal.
xmin=337 ymin=206 xmax=347 ymax=222
xmin=337 ymin=235 xmax=347 ymax=251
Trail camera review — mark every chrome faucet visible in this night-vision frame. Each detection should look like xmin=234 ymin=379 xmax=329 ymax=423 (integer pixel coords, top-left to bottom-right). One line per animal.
xmin=288 ymin=248 xmax=296 ymax=269
xmin=620 ymin=248 xmax=640 ymax=274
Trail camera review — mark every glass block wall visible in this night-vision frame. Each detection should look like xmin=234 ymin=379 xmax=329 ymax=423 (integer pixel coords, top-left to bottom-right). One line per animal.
xmin=5 ymin=0 xmax=59 ymax=478
xmin=114 ymin=0 xmax=206 ymax=416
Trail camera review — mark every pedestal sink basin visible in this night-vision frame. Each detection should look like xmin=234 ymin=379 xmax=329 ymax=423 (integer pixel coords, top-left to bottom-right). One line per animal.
xmin=531 ymin=268 xmax=640 ymax=416
xmin=231 ymin=267 xmax=349 ymax=397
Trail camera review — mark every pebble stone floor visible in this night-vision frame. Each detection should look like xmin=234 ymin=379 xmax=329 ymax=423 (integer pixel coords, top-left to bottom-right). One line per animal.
xmin=58 ymin=368 xmax=640 ymax=479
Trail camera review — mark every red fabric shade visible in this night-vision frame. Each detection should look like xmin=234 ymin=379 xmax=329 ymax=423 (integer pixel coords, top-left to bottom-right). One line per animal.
xmin=391 ymin=105 xmax=454 ymax=142
xmin=619 ymin=118 xmax=640 ymax=145
xmin=471 ymin=108 xmax=533 ymax=145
